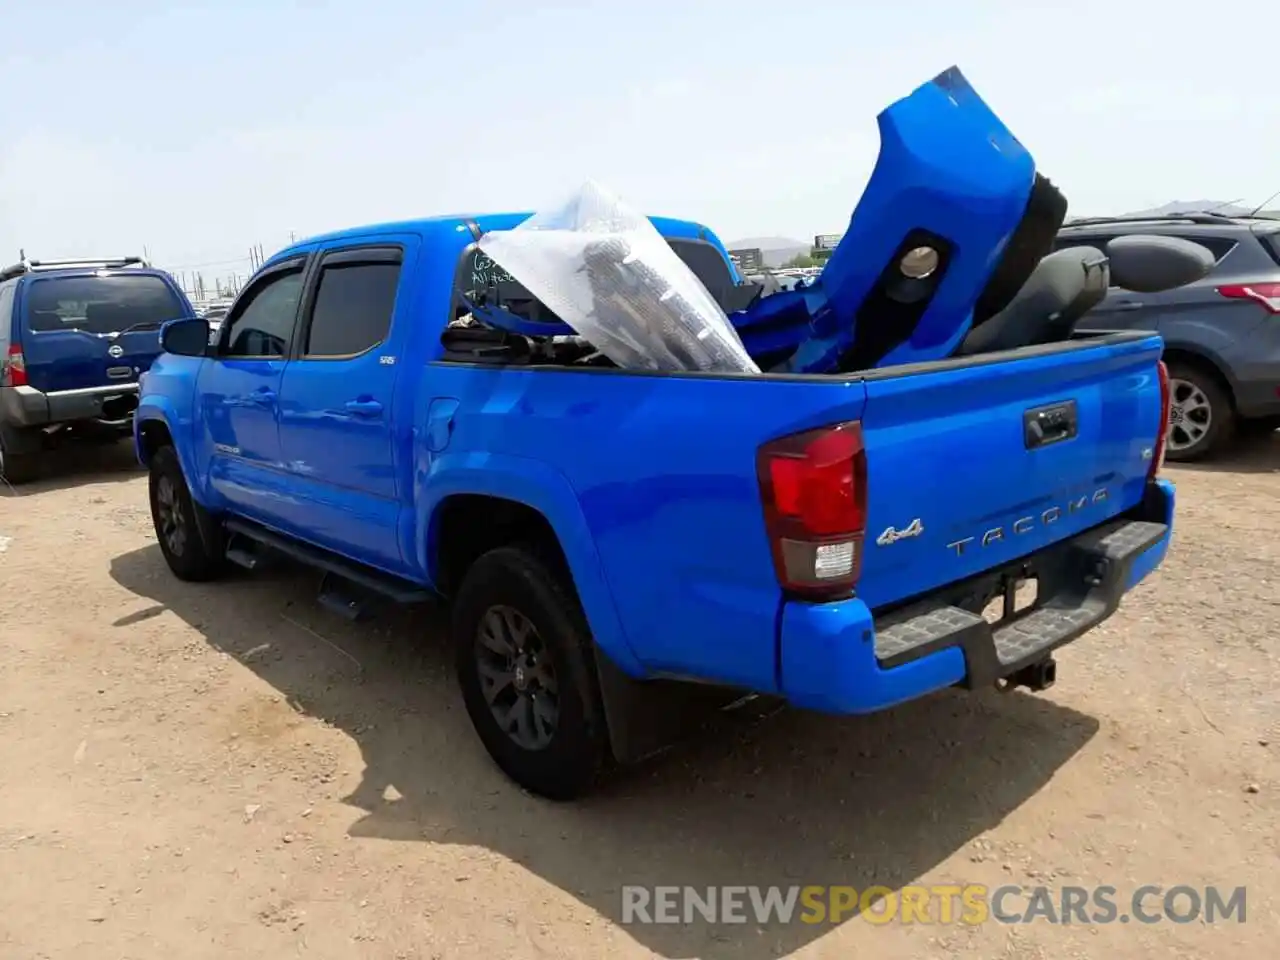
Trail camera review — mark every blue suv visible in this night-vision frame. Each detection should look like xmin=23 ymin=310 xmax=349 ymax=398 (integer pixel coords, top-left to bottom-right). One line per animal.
xmin=0 ymin=255 xmax=192 ymax=483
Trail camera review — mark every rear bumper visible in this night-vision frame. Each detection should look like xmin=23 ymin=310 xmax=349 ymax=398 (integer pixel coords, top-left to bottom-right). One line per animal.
xmin=779 ymin=478 xmax=1175 ymax=714
xmin=0 ymin=384 xmax=140 ymax=429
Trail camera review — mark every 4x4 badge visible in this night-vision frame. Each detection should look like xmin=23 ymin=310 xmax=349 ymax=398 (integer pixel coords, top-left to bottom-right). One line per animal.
xmin=876 ymin=518 xmax=924 ymax=547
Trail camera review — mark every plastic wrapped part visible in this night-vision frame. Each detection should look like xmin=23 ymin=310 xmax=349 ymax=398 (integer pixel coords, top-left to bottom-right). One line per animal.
xmin=477 ymin=181 xmax=759 ymax=373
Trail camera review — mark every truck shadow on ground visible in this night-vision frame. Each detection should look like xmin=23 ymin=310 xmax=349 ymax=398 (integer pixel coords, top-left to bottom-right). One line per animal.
xmin=111 ymin=544 xmax=1099 ymax=960
xmin=1 ymin=439 xmax=141 ymax=497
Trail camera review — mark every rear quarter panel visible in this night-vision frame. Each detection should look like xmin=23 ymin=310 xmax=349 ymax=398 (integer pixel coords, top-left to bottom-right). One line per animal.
xmin=421 ymin=362 xmax=870 ymax=694
xmin=421 ymin=335 xmax=1164 ymax=693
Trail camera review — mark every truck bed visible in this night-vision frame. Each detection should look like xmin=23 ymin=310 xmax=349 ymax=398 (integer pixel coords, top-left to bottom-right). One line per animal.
xmin=428 ymin=327 xmax=1168 ymax=696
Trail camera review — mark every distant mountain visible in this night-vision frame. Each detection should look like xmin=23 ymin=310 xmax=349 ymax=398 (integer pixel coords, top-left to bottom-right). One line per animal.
xmin=1120 ymin=200 xmax=1253 ymax=218
xmin=724 ymin=236 xmax=810 ymax=268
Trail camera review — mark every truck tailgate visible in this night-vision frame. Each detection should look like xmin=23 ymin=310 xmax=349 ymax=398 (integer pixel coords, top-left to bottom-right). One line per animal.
xmin=855 ymin=334 xmax=1165 ymax=610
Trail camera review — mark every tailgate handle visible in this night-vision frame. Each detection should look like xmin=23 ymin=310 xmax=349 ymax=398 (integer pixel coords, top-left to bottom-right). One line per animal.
xmin=1024 ymin=400 xmax=1078 ymax=449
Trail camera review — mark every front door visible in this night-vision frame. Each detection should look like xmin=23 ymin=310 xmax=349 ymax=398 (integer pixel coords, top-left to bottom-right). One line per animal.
xmin=274 ymin=239 xmax=415 ymax=573
xmin=195 ymin=257 xmax=307 ymax=521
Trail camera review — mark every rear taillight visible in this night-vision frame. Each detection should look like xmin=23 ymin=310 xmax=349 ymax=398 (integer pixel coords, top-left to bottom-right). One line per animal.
xmin=757 ymin=422 xmax=867 ymax=600
xmin=1216 ymin=282 xmax=1280 ymax=314
xmin=1150 ymin=360 xmax=1171 ymax=481
xmin=1 ymin=344 xmax=25 ymax=387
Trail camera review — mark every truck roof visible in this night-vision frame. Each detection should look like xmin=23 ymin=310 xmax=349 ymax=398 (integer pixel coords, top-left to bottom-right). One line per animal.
xmin=276 ymin=211 xmax=726 ymax=265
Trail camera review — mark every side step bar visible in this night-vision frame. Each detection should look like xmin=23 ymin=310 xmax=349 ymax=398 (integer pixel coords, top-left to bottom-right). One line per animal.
xmin=223 ymin=518 xmax=435 ymax=605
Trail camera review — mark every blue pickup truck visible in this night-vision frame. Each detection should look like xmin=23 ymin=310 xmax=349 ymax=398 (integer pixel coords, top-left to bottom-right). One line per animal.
xmin=135 ymin=72 xmax=1177 ymax=799
xmin=135 ymin=214 xmax=1175 ymax=798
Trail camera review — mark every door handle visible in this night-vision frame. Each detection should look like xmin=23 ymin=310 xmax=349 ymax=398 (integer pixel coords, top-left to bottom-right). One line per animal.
xmin=344 ymin=399 xmax=384 ymax=417
xmin=1115 ymin=301 xmax=1144 ymax=311
xmin=251 ymin=389 xmax=277 ymax=406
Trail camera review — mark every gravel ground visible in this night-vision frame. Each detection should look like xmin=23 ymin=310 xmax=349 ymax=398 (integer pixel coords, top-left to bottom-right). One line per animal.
xmin=1 ymin=436 xmax=1278 ymax=959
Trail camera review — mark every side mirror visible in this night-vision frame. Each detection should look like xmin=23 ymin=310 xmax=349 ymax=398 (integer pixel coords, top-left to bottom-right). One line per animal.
xmin=160 ymin=317 xmax=211 ymax=357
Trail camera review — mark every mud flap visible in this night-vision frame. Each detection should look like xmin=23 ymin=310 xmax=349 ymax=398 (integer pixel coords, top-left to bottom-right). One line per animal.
xmin=592 ymin=645 xmax=783 ymax=765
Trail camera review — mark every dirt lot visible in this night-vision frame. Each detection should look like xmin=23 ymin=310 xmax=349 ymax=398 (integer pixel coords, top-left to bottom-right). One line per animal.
xmin=1 ymin=438 xmax=1278 ymax=959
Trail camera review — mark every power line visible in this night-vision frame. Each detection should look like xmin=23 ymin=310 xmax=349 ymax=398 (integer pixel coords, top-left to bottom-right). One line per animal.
xmin=164 ymin=254 xmax=255 ymax=271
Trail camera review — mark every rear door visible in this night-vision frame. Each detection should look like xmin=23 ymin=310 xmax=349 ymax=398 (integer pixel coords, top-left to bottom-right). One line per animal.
xmin=273 ymin=239 xmax=414 ymax=572
xmin=16 ymin=272 xmax=184 ymax=393
xmin=1155 ymin=232 xmax=1275 ymax=355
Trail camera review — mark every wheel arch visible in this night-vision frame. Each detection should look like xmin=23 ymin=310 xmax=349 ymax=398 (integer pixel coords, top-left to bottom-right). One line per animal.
xmin=1161 ymin=343 xmax=1238 ymax=412
xmin=417 ymin=456 xmax=644 ymax=677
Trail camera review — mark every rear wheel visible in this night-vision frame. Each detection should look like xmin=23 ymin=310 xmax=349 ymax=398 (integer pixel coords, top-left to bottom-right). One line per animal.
xmin=453 ymin=545 xmax=608 ymax=800
xmin=148 ymin=445 xmax=226 ymax=581
xmin=1164 ymin=362 xmax=1235 ymax=462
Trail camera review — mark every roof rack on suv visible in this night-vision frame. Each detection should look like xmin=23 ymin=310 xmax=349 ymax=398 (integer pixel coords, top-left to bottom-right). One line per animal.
xmin=1062 ymin=212 xmax=1237 ymax=229
xmin=0 ymin=251 xmax=152 ymax=284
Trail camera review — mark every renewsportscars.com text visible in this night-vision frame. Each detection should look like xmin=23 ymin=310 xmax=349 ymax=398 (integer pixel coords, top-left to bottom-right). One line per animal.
xmin=620 ymin=884 xmax=1247 ymax=926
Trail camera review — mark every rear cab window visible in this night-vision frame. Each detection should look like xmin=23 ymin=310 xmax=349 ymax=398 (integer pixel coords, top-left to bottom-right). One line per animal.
xmin=21 ymin=273 xmax=184 ymax=335
xmin=456 ymin=237 xmax=739 ymax=326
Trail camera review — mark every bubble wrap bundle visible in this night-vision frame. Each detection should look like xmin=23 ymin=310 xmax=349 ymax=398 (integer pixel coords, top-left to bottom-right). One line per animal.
xmin=476 ymin=181 xmax=759 ymax=373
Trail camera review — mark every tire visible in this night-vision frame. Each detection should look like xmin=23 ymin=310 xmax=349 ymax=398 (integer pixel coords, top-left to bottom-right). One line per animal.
xmin=1164 ymin=361 xmax=1235 ymax=462
xmin=0 ymin=424 xmax=41 ymax=484
xmin=452 ymin=545 xmax=608 ymax=800
xmin=148 ymin=445 xmax=226 ymax=581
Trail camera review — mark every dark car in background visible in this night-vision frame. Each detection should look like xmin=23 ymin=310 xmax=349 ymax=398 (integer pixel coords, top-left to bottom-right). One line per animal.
xmin=1056 ymin=213 xmax=1280 ymax=461
xmin=0 ymin=255 xmax=193 ymax=483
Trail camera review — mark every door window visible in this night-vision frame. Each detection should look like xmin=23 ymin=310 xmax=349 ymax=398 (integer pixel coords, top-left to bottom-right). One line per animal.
xmin=1180 ymin=236 xmax=1236 ymax=263
xmin=302 ymin=251 xmax=403 ymax=358
xmin=220 ymin=265 xmax=305 ymax=358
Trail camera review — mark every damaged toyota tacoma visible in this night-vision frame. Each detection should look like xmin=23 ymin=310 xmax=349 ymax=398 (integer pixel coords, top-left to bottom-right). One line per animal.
xmin=134 ymin=69 xmax=1177 ymax=799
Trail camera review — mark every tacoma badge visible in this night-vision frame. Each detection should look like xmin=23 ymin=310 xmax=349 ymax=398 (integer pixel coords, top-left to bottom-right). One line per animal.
xmin=945 ymin=488 xmax=1109 ymax=556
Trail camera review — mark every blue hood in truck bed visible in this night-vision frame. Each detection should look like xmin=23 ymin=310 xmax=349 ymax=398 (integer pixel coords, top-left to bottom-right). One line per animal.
xmin=466 ymin=66 xmax=1062 ymax=374
xmin=742 ymin=66 xmax=1051 ymax=373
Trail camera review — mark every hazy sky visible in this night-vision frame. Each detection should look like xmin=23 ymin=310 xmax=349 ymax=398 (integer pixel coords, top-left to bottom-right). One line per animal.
xmin=2 ymin=0 xmax=1275 ymax=283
